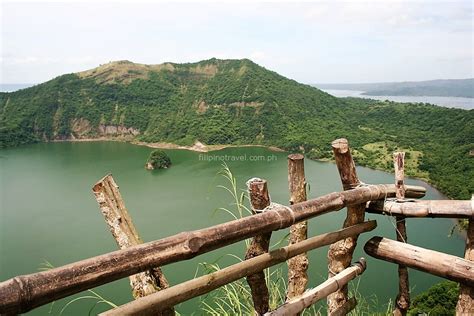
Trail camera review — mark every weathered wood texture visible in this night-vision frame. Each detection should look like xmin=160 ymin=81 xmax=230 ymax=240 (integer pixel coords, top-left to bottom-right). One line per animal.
xmin=327 ymin=138 xmax=366 ymax=313
xmin=364 ymin=237 xmax=474 ymax=287
xmin=331 ymin=297 xmax=357 ymax=316
xmin=265 ymin=259 xmax=367 ymax=316
xmin=245 ymin=178 xmax=272 ymax=315
xmin=92 ymin=175 xmax=173 ymax=316
xmin=366 ymin=199 xmax=473 ymax=218
xmin=394 ymin=152 xmax=406 ymax=201
xmin=393 ymin=152 xmax=410 ymax=316
xmin=456 ymin=197 xmax=474 ymax=315
xmin=286 ymin=154 xmax=309 ymax=304
xmin=100 ymin=221 xmax=377 ymax=316
xmin=0 ymin=183 xmax=425 ymax=314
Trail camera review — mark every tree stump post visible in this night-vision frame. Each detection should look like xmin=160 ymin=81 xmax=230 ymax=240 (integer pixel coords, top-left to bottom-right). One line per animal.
xmin=331 ymin=297 xmax=357 ymax=316
xmin=393 ymin=152 xmax=410 ymax=316
xmin=327 ymin=138 xmax=366 ymax=314
xmin=456 ymin=195 xmax=474 ymax=315
xmin=245 ymin=178 xmax=272 ymax=315
xmin=286 ymin=154 xmax=309 ymax=308
xmin=92 ymin=174 xmax=174 ymax=316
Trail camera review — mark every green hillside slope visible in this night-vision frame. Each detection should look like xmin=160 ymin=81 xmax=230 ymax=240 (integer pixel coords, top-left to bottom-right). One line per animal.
xmin=1 ymin=59 xmax=472 ymax=199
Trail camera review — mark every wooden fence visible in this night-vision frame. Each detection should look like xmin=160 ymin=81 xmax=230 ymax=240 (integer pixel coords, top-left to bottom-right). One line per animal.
xmin=0 ymin=138 xmax=472 ymax=315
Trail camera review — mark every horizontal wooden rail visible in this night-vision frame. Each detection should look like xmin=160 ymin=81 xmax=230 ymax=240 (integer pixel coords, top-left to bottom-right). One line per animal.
xmin=364 ymin=237 xmax=474 ymax=286
xmin=366 ymin=199 xmax=473 ymax=218
xmin=0 ymin=184 xmax=425 ymax=314
xmin=265 ymin=259 xmax=367 ymax=316
xmin=101 ymin=221 xmax=376 ymax=315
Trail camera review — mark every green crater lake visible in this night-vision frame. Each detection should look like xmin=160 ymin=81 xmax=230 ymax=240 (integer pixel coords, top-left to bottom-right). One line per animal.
xmin=0 ymin=142 xmax=466 ymax=315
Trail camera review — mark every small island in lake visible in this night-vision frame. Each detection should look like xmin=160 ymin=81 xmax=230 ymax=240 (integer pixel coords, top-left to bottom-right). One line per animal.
xmin=145 ymin=150 xmax=171 ymax=170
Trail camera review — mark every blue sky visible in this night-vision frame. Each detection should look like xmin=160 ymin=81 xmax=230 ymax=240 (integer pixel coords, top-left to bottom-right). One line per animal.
xmin=1 ymin=0 xmax=472 ymax=84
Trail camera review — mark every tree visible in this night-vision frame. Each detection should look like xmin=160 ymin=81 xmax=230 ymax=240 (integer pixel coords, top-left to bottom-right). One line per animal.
xmin=145 ymin=150 xmax=171 ymax=170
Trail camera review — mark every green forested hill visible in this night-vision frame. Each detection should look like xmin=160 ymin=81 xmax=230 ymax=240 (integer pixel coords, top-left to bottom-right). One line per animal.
xmin=1 ymin=59 xmax=472 ymax=199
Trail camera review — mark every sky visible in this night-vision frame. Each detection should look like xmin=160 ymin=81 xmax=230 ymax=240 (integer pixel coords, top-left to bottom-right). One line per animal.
xmin=1 ymin=0 xmax=473 ymax=84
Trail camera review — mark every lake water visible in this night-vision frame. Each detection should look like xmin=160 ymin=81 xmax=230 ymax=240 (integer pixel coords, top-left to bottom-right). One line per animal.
xmin=322 ymin=89 xmax=474 ymax=110
xmin=0 ymin=142 xmax=465 ymax=315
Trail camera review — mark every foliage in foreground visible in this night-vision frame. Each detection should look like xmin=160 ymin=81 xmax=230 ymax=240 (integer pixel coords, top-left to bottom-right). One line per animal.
xmin=408 ymin=281 xmax=459 ymax=316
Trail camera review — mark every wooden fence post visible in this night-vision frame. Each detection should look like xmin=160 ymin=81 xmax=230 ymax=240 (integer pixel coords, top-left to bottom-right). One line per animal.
xmin=0 ymin=183 xmax=427 ymax=315
xmin=92 ymin=175 xmax=174 ymax=316
xmin=393 ymin=152 xmax=410 ymax=316
xmin=101 ymin=221 xmax=377 ymax=316
xmin=456 ymin=195 xmax=474 ymax=314
xmin=286 ymin=154 xmax=309 ymax=305
xmin=327 ymin=138 xmax=366 ymax=314
xmin=331 ymin=297 xmax=357 ymax=316
xmin=245 ymin=178 xmax=272 ymax=315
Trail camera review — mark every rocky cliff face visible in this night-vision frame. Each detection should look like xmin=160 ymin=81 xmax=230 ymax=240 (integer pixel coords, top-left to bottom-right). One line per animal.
xmin=98 ymin=124 xmax=140 ymax=136
xmin=69 ymin=118 xmax=140 ymax=140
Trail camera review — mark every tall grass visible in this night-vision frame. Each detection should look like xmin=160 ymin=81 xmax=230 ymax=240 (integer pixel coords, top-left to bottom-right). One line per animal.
xmin=200 ymin=163 xmax=391 ymax=315
xmin=201 ymin=163 xmax=289 ymax=314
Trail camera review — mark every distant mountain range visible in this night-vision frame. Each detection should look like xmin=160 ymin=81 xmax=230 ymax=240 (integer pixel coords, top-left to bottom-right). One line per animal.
xmin=313 ymin=78 xmax=474 ymax=98
xmin=1 ymin=59 xmax=472 ymax=200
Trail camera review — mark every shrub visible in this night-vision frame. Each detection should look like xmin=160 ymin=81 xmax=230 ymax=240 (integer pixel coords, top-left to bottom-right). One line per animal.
xmin=146 ymin=150 xmax=171 ymax=170
xmin=408 ymin=281 xmax=459 ymax=316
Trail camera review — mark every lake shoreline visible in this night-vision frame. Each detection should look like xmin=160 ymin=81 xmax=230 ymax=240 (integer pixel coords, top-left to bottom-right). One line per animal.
xmin=51 ymin=137 xmax=286 ymax=153
xmin=51 ymin=137 xmax=447 ymax=197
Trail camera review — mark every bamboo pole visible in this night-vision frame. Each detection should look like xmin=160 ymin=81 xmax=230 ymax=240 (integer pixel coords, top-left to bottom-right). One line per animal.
xmin=393 ymin=152 xmax=410 ymax=316
xmin=456 ymin=195 xmax=474 ymax=315
xmin=0 ymin=183 xmax=425 ymax=314
xmin=286 ymin=154 xmax=309 ymax=305
xmin=265 ymin=259 xmax=367 ymax=316
xmin=100 ymin=221 xmax=377 ymax=316
xmin=92 ymin=175 xmax=174 ymax=316
xmin=327 ymin=138 xmax=366 ymax=313
xmin=364 ymin=237 xmax=474 ymax=286
xmin=366 ymin=199 xmax=473 ymax=218
xmin=245 ymin=178 xmax=272 ymax=315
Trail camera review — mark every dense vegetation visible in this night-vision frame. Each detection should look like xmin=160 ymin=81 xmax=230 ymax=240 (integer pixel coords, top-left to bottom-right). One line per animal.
xmin=315 ymin=78 xmax=474 ymax=98
xmin=146 ymin=150 xmax=171 ymax=169
xmin=1 ymin=59 xmax=472 ymax=199
xmin=408 ymin=281 xmax=459 ymax=315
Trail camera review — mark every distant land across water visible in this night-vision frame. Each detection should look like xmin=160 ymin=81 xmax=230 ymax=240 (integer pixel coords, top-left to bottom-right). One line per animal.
xmin=322 ymin=89 xmax=473 ymax=110
xmin=314 ymin=78 xmax=473 ymax=98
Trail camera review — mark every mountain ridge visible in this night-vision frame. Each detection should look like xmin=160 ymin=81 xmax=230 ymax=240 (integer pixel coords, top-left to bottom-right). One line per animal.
xmin=0 ymin=58 xmax=472 ymax=200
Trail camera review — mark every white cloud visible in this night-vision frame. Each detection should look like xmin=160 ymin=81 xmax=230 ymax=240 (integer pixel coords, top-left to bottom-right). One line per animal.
xmin=1 ymin=1 xmax=472 ymax=83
